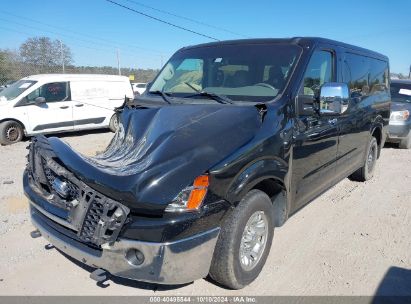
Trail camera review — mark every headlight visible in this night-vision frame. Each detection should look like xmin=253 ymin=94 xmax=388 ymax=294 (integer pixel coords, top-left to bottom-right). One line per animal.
xmin=390 ymin=110 xmax=410 ymax=121
xmin=165 ymin=175 xmax=209 ymax=212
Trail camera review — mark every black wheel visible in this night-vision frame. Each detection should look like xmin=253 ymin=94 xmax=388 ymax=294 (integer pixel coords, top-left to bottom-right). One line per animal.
xmin=209 ymin=189 xmax=274 ymax=289
xmin=109 ymin=113 xmax=119 ymax=132
xmin=349 ymin=136 xmax=378 ymax=182
xmin=0 ymin=120 xmax=24 ymax=145
xmin=399 ymin=132 xmax=411 ymax=149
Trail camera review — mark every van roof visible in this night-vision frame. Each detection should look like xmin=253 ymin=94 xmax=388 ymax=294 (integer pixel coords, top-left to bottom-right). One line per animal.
xmin=391 ymin=79 xmax=411 ymax=84
xmin=181 ymin=37 xmax=388 ymax=61
xmin=21 ymin=74 xmax=130 ymax=82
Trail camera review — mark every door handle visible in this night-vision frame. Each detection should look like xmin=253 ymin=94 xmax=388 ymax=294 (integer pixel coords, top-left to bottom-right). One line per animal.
xmin=328 ymin=118 xmax=338 ymax=125
xmin=60 ymin=106 xmax=69 ymax=109
xmin=75 ymin=104 xmax=84 ymax=107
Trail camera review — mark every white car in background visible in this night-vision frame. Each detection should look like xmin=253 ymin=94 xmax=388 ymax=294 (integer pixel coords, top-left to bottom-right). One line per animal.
xmin=131 ymin=82 xmax=147 ymax=95
xmin=0 ymin=74 xmax=134 ymax=145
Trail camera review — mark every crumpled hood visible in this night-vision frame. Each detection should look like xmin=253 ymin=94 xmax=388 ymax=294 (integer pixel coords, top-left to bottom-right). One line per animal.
xmin=50 ymin=103 xmax=262 ymax=211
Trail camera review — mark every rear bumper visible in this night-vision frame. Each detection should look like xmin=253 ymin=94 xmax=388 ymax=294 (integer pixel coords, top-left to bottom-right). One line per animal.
xmin=30 ymin=205 xmax=220 ymax=285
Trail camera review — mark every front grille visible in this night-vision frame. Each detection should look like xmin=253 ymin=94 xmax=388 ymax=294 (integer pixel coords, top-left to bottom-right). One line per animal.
xmin=27 ymin=136 xmax=130 ymax=247
xmin=78 ymin=189 xmax=129 ymax=245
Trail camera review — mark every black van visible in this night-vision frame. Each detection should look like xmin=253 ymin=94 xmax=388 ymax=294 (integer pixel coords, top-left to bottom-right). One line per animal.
xmin=24 ymin=38 xmax=390 ymax=289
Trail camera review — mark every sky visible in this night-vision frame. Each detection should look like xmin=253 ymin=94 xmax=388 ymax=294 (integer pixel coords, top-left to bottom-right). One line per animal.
xmin=0 ymin=0 xmax=410 ymax=74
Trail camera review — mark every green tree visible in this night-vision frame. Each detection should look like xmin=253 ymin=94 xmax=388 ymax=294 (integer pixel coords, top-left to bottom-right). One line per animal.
xmin=19 ymin=37 xmax=73 ymax=73
xmin=0 ymin=51 xmax=10 ymax=84
xmin=0 ymin=49 xmax=19 ymax=84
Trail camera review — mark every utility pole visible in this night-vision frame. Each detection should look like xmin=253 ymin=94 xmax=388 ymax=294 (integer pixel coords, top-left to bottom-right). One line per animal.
xmin=409 ymin=64 xmax=411 ymax=79
xmin=116 ymin=48 xmax=121 ymax=75
xmin=59 ymin=39 xmax=65 ymax=73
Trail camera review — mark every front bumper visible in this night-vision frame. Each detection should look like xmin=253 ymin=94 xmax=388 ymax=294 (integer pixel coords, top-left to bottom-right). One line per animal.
xmin=31 ymin=205 xmax=220 ymax=285
xmin=387 ymin=122 xmax=411 ymax=141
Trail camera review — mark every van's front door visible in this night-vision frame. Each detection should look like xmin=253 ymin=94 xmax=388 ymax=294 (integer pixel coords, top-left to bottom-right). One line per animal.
xmin=24 ymin=82 xmax=74 ymax=134
xmin=291 ymin=49 xmax=339 ymax=210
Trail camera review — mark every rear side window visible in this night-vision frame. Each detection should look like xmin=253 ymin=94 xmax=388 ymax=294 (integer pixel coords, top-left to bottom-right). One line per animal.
xmin=301 ymin=50 xmax=334 ymax=96
xmin=343 ymin=53 xmax=389 ymax=98
xmin=26 ymin=82 xmax=70 ymax=103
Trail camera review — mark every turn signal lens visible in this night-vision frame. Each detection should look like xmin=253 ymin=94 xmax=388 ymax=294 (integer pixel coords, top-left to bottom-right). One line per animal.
xmin=165 ymin=175 xmax=209 ymax=212
xmin=187 ymin=175 xmax=209 ymax=210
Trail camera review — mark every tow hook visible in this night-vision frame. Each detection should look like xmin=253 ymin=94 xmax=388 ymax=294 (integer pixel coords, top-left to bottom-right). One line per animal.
xmin=30 ymin=229 xmax=41 ymax=238
xmin=90 ymin=268 xmax=108 ymax=283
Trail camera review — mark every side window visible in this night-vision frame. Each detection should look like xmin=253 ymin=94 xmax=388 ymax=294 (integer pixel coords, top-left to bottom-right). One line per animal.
xmin=343 ymin=53 xmax=389 ymax=98
xmin=369 ymin=58 xmax=389 ymax=94
xmin=302 ymin=50 xmax=334 ymax=97
xmin=343 ymin=53 xmax=369 ymax=98
xmin=27 ymin=82 xmax=69 ymax=103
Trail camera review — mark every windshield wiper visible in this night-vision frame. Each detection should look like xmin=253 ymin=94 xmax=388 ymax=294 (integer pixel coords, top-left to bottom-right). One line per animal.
xmin=183 ymin=82 xmax=233 ymax=104
xmin=149 ymin=90 xmax=172 ymax=104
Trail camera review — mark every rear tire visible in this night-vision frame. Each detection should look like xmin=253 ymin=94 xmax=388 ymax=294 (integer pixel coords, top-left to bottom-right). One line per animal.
xmin=0 ymin=120 xmax=24 ymax=145
xmin=399 ymin=132 xmax=411 ymax=149
xmin=109 ymin=113 xmax=119 ymax=132
xmin=209 ymin=189 xmax=274 ymax=289
xmin=349 ymin=136 xmax=378 ymax=182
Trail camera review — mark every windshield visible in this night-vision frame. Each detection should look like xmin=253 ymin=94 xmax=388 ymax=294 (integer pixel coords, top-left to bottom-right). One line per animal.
xmin=0 ymin=80 xmax=37 ymax=101
xmin=391 ymin=82 xmax=411 ymax=103
xmin=149 ymin=43 xmax=302 ymax=102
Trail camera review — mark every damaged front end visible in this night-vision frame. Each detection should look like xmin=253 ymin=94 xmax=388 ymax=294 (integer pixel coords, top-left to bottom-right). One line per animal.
xmin=24 ymin=102 xmax=264 ymax=284
xmin=26 ymin=136 xmax=130 ymax=247
xmin=25 ymin=134 xmax=222 ymax=284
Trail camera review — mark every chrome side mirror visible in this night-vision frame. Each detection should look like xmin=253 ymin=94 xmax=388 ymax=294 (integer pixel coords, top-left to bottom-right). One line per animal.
xmin=319 ymin=82 xmax=350 ymax=114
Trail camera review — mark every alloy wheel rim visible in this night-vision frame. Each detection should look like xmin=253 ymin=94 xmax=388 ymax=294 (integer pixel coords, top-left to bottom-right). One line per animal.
xmin=239 ymin=210 xmax=268 ymax=271
xmin=6 ymin=126 xmax=19 ymax=142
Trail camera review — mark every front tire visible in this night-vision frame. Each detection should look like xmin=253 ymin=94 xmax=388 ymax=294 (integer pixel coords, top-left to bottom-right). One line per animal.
xmin=209 ymin=189 xmax=274 ymax=289
xmin=0 ymin=120 xmax=24 ymax=145
xmin=349 ymin=136 xmax=378 ymax=182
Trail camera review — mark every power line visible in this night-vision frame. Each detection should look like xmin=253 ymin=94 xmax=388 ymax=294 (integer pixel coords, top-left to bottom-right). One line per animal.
xmin=0 ymin=26 xmax=160 ymax=67
xmin=104 ymin=0 xmax=220 ymax=41
xmin=0 ymin=17 xmax=165 ymax=61
xmin=124 ymin=0 xmax=249 ymax=38
xmin=0 ymin=10 xmax=165 ymax=55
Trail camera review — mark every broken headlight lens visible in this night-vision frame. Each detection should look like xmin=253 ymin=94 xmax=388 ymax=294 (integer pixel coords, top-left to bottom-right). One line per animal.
xmin=165 ymin=175 xmax=209 ymax=212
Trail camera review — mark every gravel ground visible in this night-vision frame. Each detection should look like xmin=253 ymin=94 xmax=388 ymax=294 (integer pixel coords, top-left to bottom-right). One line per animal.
xmin=0 ymin=130 xmax=410 ymax=296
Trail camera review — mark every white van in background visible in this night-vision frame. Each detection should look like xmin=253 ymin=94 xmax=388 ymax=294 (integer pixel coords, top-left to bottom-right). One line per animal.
xmin=131 ymin=82 xmax=147 ymax=95
xmin=0 ymin=74 xmax=134 ymax=145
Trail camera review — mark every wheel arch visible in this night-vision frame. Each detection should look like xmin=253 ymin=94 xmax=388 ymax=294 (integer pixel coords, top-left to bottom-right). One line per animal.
xmin=370 ymin=123 xmax=383 ymax=158
xmin=225 ymin=158 xmax=290 ymax=227
xmin=0 ymin=118 xmax=27 ymax=135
